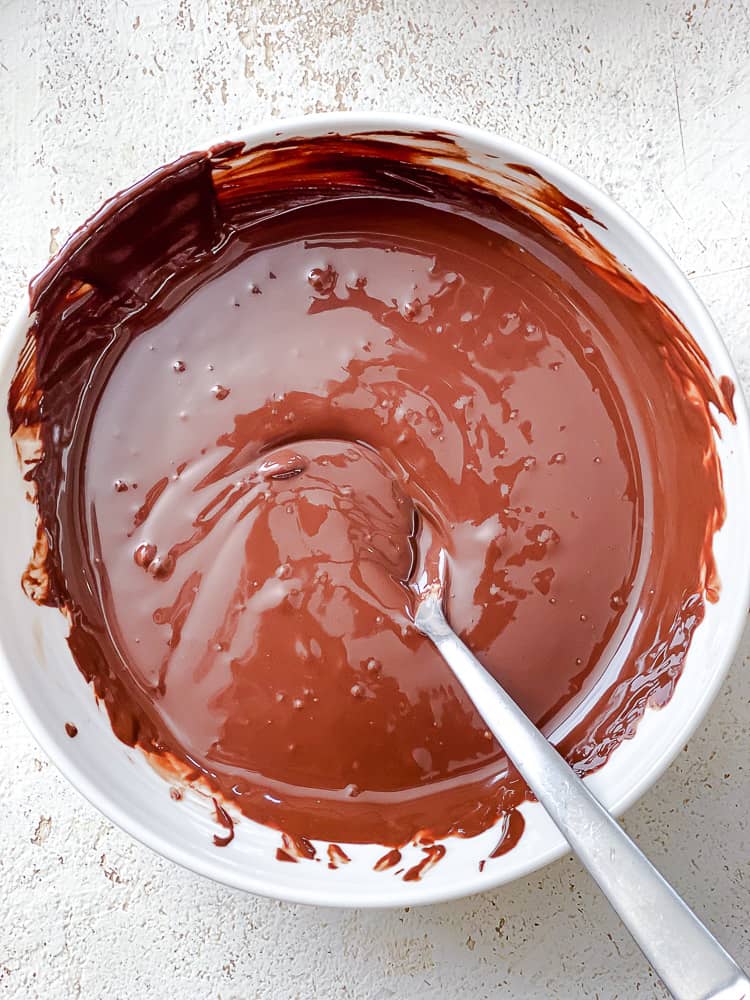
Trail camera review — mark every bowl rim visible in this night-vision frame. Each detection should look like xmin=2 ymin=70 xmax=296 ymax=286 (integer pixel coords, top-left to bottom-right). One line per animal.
xmin=2 ymin=109 xmax=749 ymax=908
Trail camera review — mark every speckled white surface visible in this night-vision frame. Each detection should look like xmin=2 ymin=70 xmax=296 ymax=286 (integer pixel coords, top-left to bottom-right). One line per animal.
xmin=0 ymin=1 xmax=749 ymax=997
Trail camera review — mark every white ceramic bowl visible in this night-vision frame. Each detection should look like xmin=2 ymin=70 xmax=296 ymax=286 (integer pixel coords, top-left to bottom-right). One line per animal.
xmin=2 ymin=112 xmax=749 ymax=907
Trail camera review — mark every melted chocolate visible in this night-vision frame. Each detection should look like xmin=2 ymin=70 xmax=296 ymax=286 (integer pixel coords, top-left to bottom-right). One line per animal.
xmin=9 ymin=132 xmax=733 ymax=853
xmin=374 ymin=848 xmax=402 ymax=872
xmin=403 ymin=844 xmax=447 ymax=882
xmin=327 ymin=843 xmax=351 ymax=869
xmin=212 ymin=798 xmax=235 ymax=847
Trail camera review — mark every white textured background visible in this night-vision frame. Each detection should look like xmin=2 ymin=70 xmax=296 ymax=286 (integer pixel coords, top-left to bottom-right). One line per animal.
xmin=1 ymin=1 xmax=749 ymax=997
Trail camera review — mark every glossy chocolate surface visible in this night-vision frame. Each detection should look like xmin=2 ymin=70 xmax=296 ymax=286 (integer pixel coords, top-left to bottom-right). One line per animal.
xmin=9 ymin=133 xmax=733 ymax=851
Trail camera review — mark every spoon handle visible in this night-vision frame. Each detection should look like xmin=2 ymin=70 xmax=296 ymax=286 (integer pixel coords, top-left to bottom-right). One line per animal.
xmin=416 ymin=596 xmax=749 ymax=1000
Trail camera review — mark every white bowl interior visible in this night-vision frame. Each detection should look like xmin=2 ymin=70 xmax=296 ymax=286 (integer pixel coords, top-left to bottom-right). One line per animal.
xmin=1 ymin=113 xmax=749 ymax=907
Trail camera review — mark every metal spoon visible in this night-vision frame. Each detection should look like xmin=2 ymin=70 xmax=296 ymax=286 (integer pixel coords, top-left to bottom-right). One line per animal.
xmin=415 ymin=590 xmax=750 ymax=1000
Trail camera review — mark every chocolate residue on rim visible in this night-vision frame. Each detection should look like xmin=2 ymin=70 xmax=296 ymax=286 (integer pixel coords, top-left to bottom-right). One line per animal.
xmin=403 ymin=844 xmax=447 ymax=882
xmin=374 ymin=848 xmax=402 ymax=872
xmin=489 ymin=810 xmax=526 ymax=860
xmin=212 ymin=797 xmax=235 ymax=848
xmin=8 ymin=131 xmax=734 ymax=856
xmin=327 ymin=843 xmax=351 ymax=870
xmin=279 ymin=832 xmax=317 ymax=861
